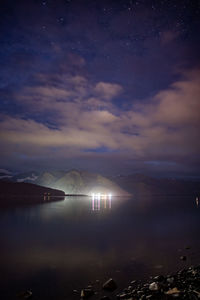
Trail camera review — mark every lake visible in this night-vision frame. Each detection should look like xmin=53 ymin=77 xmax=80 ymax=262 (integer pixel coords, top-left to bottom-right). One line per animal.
xmin=0 ymin=194 xmax=199 ymax=299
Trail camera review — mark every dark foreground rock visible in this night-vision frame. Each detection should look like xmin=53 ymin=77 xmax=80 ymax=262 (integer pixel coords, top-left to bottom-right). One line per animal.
xmin=17 ymin=290 xmax=32 ymax=299
xmin=103 ymin=278 xmax=117 ymax=291
xmin=116 ymin=265 xmax=200 ymax=299
xmin=81 ymin=288 xmax=94 ymax=298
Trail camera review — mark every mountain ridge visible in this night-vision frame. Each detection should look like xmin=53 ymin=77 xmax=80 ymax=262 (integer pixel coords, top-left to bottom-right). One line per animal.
xmin=111 ymin=173 xmax=200 ymax=196
xmin=10 ymin=169 xmax=130 ymax=196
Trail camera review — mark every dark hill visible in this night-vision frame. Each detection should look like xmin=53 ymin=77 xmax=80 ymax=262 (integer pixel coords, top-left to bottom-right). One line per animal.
xmin=0 ymin=181 xmax=65 ymax=209
xmin=112 ymin=174 xmax=200 ymax=196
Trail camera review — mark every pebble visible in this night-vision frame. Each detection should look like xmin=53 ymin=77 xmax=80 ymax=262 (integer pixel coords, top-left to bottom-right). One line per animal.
xmin=165 ymin=287 xmax=180 ymax=295
xmin=180 ymin=255 xmax=187 ymax=261
xmin=17 ymin=290 xmax=32 ymax=299
xmin=102 ymin=278 xmax=117 ymax=291
xmin=149 ymin=282 xmax=159 ymax=291
xmin=154 ymin=275 xmax=164 ymax=282
xmin=167 ymin=277 xmax=174 ymax=284
xmin=80 ymin=288 xmax=94 ymax=298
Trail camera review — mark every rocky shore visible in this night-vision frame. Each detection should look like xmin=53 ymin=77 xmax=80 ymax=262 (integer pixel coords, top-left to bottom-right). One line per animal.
xmin=79 ymin=265 xmax=200 ymax=300
xmin=16 ymin=265 xmax=200 ymax=299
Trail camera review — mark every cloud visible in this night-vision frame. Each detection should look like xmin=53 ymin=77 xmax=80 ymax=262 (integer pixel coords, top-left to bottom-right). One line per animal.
xmin=154 ymin=69 xmax=200 ymax=125
xmin=94 ymin=82 xmax=123 ymax=100
xmin=0 ymin=68 xmax=200 ymax=174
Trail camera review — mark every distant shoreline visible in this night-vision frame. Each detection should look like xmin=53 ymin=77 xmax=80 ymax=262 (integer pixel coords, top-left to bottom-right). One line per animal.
xmin=0 ymin=181 xmax=65 ymax=209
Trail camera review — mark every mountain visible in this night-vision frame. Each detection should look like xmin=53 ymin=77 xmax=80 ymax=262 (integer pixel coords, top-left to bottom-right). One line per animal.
xmin=112 ymin=174 xmax=200 ymax=196
xmin=0 ymin=169 xmax=13 ymax=180
xmin=12 ymin=170 xmax=130 ymax=196
xmin=6 ymin=169 xmax=200 ymax=196
xmin=12 ymin=171 xmax=40 ymax=183
xmin=0 ymin=181 xmax=65 ymax=196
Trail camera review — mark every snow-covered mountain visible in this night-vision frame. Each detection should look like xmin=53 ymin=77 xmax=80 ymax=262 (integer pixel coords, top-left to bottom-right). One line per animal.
xmin=12 ymin=171 xmax=40 ymax=183
xmin=10 ymin=170 xmax=130 ymax=196
xmin=0 ymin=169 xmax=13 ymax=179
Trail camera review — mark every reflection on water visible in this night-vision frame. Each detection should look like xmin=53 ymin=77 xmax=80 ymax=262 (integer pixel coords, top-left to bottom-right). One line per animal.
xmin=0 ymin=194 xmax=199 ymax=300
xmin=92 ymin=194 xmax=112 ymax=210
xmin=43 ymin=193 xmax=51 ymax=201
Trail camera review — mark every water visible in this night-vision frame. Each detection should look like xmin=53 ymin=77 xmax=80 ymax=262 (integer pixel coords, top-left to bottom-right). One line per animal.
xmin=0 ymin=195 xmax=199 ymax=299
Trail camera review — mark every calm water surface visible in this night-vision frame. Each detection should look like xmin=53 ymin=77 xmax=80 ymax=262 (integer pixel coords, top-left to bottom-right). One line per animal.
xmin=0 ymin=195 xmax=199 ymax=299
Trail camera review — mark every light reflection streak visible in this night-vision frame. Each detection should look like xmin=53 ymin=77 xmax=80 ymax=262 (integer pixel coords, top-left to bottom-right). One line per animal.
xmin=92 ymin=194 xmax=94 ymax=210
xmin=98 ymin=193 xmax=100 ymax=210
xmin=91 ymin=193 xmax=112 ymax=211
xmin=109 ymin=194 xmax=112 ymax=209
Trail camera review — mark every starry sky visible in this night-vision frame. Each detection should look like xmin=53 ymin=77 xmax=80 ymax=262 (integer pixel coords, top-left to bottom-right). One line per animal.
xmin=0 ymin=0 xmax=200 ymax=176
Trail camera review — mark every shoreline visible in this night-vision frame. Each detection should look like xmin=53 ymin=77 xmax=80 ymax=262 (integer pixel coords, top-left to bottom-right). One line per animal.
xmin=107 ymin=265 xmax=200 ymax=300
xmin=78 ymin=264 xmax=200 ymax=299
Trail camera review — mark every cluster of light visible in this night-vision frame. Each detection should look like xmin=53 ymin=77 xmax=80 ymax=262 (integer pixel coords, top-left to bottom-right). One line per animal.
xmin=91 ymin=193 xmax=112 ymax=210
xmin=92 ymin=193 xmax=112 ymax=199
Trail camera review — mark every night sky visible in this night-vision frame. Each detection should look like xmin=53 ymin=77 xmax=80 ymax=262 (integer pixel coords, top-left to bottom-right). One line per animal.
xmin=0 ymin=0 xmax=200 ymax=176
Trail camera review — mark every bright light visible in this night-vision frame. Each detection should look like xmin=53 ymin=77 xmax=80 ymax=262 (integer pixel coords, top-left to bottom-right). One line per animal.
xmin=91 ymin=193 xmax=112 ymax=198
xmin=91 ymin=193 xmax=112 ymax=210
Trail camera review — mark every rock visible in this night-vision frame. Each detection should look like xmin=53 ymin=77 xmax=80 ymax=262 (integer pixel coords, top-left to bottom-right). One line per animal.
xmin=137 ymin=290 xmax=143 ymax=295
xmin=165 ymin=287 xmax=180 ymax=296
xmin=167 ymin=277 xmax=175 ymax=284
xmin=80 ymin=288 xmax=94 ymax=298
xmin=17 ymin=290 xmax=32 ymax=299
xmin=154 ymin=275 xmax=165 ymax=282
xmin=193 ymin=290 xmax=200 ymax=297
xmin=118 ymin=293 xmax=128 ymax=299
xmin=102 ymin=278 xmax=117 ymax=291
xmin=149 ymin=282 xmax=159 ymax=291
xmin=180 ymin=256 xmax=187 ymax=261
